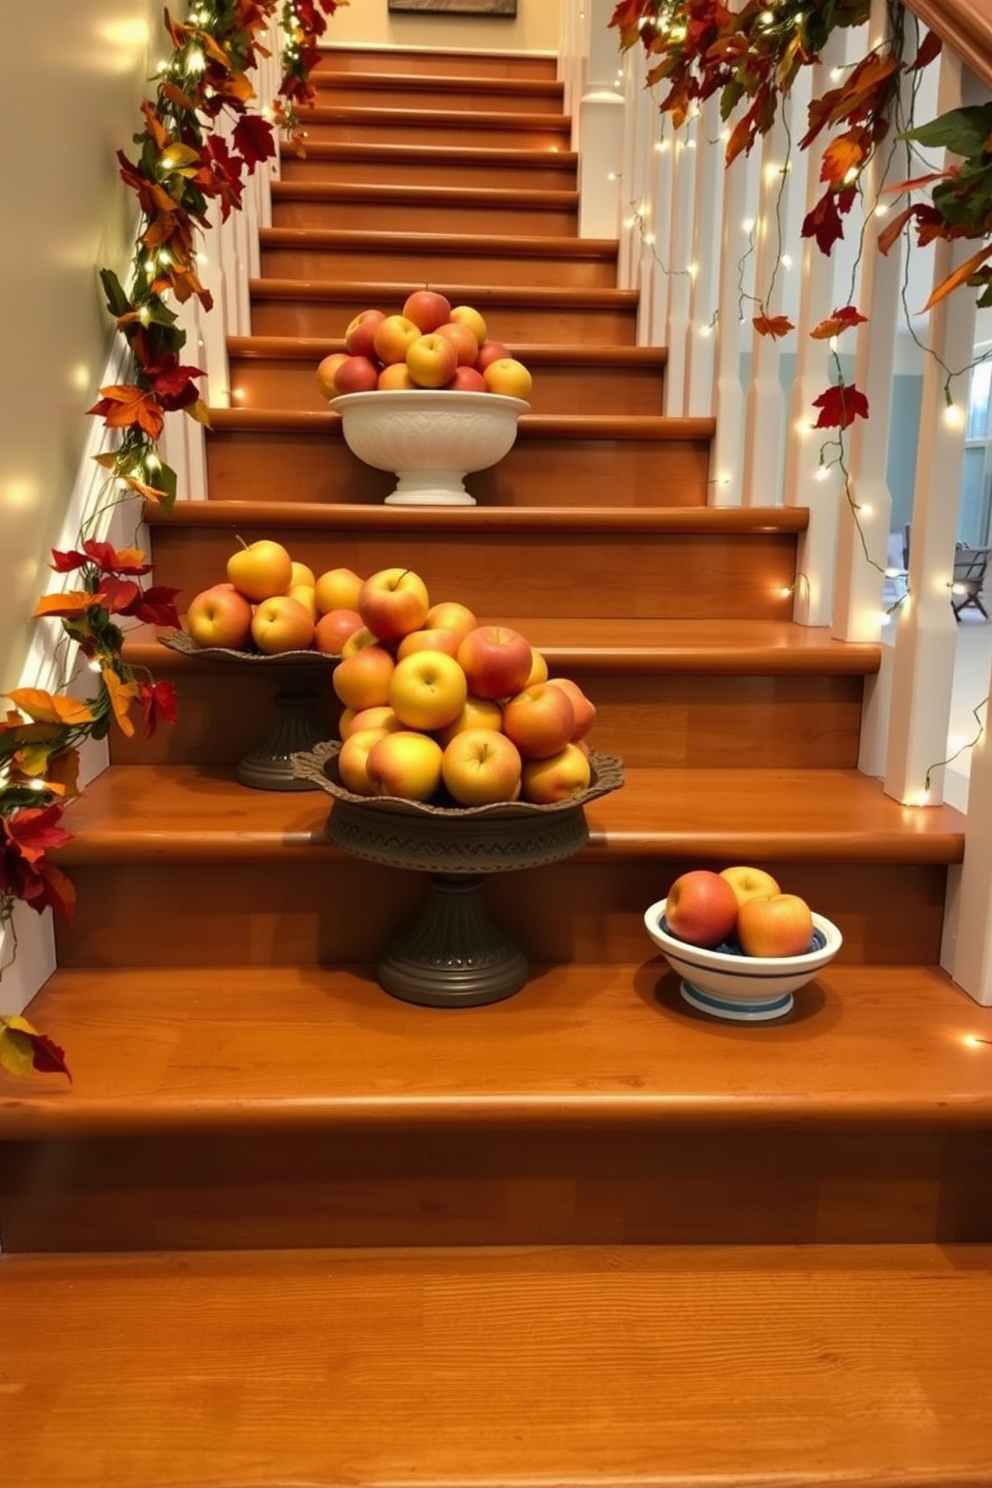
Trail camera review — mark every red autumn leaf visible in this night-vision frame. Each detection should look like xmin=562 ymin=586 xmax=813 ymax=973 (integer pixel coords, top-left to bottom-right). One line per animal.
xmin=0 ymin=1017 xmax=71 ymax=1081
xmin=799 ymin=85 xmax=842 ymax=151
xmin=27 ymin=1030 xmax=72 ymax=1080
xmin=801 ymin=186 xmax=856 ymax=256
xmin=828 ymin=52 xmax=900 ymax=127
xmin=820 ymin=131 xmax=867 ymax=189
xmin=912 ymin=28 xmax=943 ymax=71
xmin=811 ymin=382 xmax=870 ymax=430
xmin=144 ymin=356 xmax=206 ymax=412
xmin=82 ymin=540 xmax=152 ymax=576
xmin=810 ymin=305 xmax=868 ymax=340
xmin=140 ymin=679 xmax=179 ymax=737
xmin=3 ymin=802 xmax=72 ymax=863
xmin=127 ymin=585 xmax=182 ymax=629
xmin=233 ymin=112 xmax=277 ymax=170
xmin=97 ymin=575 xmax=142 ymax=614
xmin=753 ymin=314 xmax=794 ymax=339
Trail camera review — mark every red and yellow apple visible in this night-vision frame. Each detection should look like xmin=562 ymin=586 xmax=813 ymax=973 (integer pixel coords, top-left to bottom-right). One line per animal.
xmin=250 ymin=595 xmax=315 ymax=655
xmin=719 ymin=865 xmax=782 ymax=911
xmin=227 ymin=539 xmax=294 ymax=603
xmin=316 ymin=352 xmax=349 ymax=400
xmin=406 ymin=332 xmax=458 ymax=389
xmin=425 ymin=600 xmax=478 ymax=640
xmin=333 ymin=354 xmax=381 ymax=395
xmin=441 ymin=728 xmax=523 ymax=806
xmin=483 ymin=357 xmax=533 ymax=400
xmin=287 ymin=584 xmax=317 ymax=622
xmin=447 ymin=366 xmax=488 ymax=392
xmin=338 ymin=727 xmax=390 ymax=796
xmin=365 ymin=730 xmax=443 ymax=802
xmin=373 ymin=314 xmax=422 ymax=366
xmin=289 ymin=561 xmax=316 ymax=590
xmin=520 ymin=742 xmax=591 ymax=804
xmin=664 ymin=869 xmax=739 ymax=949
xmin=313 ymin=607 xmax=365 ymax=655
xmin=344 ymin=308 xmax=386 ymax=359
xmin=456 ymin=624 xmax=533 ymax=701
xmin=474 ymin=339 xmax=510 ymax=372
xmin=502 ymin=681 xmax=575 ymax=759
xmin=397 ymin=627 xmax=462 ymax=660
xmin=737 ymin=893 xmax=814 ymax=958
xmin=451 ymin=304 xmax=487 ymax=345
xmin=186 ymin=584 xmax=253 ymax=650
xmin=378 ymin=362 xmax=416 ymax=390
xmin=341 ymin=625 xmax=379 ymax=657
xmin=524 ymin=649 xmax=549 ymax=686
xmin=435 ymin=321 xmax=479 ymax=367
xmin=343 ymin=704 xmax=402 ymax=739
xmin=332 ymin=645 xmax=396 ymax=709
xmin=315 ymin=567 xmax=364 ymax=616
xmin=402 ymin=288 xmax=453 ymax=333
xmin=388 ymin=650 xmax=468 ymax=732
xmin=358 ymin=567 xmax=430 ymax=642
xmin=436 ymin=695 xmax=504 ymax=747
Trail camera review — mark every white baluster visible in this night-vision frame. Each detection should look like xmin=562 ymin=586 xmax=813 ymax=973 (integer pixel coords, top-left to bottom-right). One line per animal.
xmin=618 ymin=47 xmax=651 ymax=293
xmin=685 ymin=95 xmax=722 ymax=418
xmin=654 ymin=113 xmax=697 ymax=409
xmin=710 ymin=148 xmax=758 ymax=506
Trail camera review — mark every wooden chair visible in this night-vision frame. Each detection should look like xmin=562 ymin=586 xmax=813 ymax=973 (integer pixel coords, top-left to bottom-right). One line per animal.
xmin=901 ymin=525 xmax=990 ymax=621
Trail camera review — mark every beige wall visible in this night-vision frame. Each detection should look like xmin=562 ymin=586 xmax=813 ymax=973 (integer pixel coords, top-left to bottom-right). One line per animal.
xmin=0 ymin=1 xmax=165 ymax=690
xmin=329 ymin=0 xmax=561 ymax=54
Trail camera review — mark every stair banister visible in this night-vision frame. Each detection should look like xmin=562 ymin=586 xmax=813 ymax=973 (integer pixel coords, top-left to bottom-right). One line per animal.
xmin=684 ymin=94 xmax=722 ymax=418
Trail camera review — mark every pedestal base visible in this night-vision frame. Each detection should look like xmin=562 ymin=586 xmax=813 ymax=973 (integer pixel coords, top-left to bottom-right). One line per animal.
xmin=384 ymin=469 xmax=476 ymax=505
xmin=237 ymin=687 xmax=330 ymax=792
xmin=679 ymin=980 xmax=794 ymax=1022
xmin=379 ymin=874 xmax=528 ymax=1007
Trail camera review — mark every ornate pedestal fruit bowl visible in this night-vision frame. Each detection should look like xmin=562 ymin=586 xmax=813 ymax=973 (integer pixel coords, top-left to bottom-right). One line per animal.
xmin=293 ymin=739 xmax=624 ymax=1008
xmin=331 ymin=389 xmax=528 ymax=506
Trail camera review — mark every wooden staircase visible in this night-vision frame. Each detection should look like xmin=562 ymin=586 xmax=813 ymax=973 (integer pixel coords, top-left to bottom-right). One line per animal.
xmin=3 ymin=42 xmax=992 ymax=1488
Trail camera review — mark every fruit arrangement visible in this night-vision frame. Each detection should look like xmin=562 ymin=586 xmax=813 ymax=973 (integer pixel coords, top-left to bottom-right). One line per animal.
xmin=315 ymin=287 xmax=533 ymax=401
xmin=664 ymin=867 xmax=816 ymax=958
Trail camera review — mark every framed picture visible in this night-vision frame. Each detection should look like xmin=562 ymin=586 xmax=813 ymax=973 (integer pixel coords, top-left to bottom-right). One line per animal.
xmin=388 ymin=0 xmax=517 ymax=14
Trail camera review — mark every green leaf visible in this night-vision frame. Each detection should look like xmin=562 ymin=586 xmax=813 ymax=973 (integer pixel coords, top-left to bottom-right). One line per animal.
xmin=158 ymin=461 xmax=178 ymax=512
xmin=100 ymin=269 xmax=133 ymax=319
xmin=902 ymin=104 xmax=992 ymax=159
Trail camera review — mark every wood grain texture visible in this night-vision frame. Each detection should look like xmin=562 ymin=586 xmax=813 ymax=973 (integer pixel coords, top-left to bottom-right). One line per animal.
xmin=906 ymin=0 xmax=992 ymax=90
xmin=299 ymin=104 xmax=571 ymax=148
xmin=278 ymin=141 xmax=579 ymax=189
xmin=259 ymin=233 xmax=619 ymax=286
xmin=271 ymin=186 xmax=579 ymax=236
xmin=3 ymin=963 xmax=990 ymax=1138
xmin=310 ymin=72 xmax=566 ymax=112
xmin=313 ymin=47 xmax=560 ymax=79
xmin=3 ymin=1244 xmax=992 ymax=1488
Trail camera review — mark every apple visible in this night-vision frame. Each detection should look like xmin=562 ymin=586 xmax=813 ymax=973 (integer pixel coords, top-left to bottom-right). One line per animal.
xmin=425 ymin=600 xmax=478 ymax=640
xmin=358 ymin=566 xmax=430 ymax=642
xmin=341 ymin=625 xmax=380 ymax=658
xmin=457 ymin=624 xmax=533 ymax=701
xmin=447 ymin=366 xmax=488 ymax=392
xmin=338 ymin=727 xmax=390 ymax=796
xmin=289 ymin=561 xmax=316 ymax=589
xmin=186 ymin=584 xmax=253 ymax=650
xmin=524 ymin=650 xmax=549 ymax=686
xmin=332 ymin=644 xmax=396 ymax=709
xmin=664 ymin=869 xmax=739 ymax=949
xmin=483 ymin=357 xmax=533 ymax=400
xmin=719 ymin=865 xmax=782 ymax=911
xmin=344 ymin=308 xmax=386 ymax=358
xmin=402 ymin=288 xmax=453 ymax=333
xmin=397 ymin=627 xmax=462 ymax=660
xmin=450 ymin=304 xmax=488 ymax=345
xmin=373 ymin=314 xmax=422 ymax=366
xmin=227 ymin=539 xmax=294 ymax=603
xmin=287 ymin=583 xmax=317 ymax=622
xmin=546 ymin=677 xmax=596 ymax=741
xmin=406 ymin=332 xmax=458 ymax=389
xmin=502 ymin=682 xmax=575 ymax=760
xmin=250 ymin=594 xmax=315 ymax=655
xmin=365 ymin=730 xmax=444 ymax=802
xmin=344 ymin=705 xmax=402 ymax=738
xmin=315 ymin=567 xmax=364 ymax=616
xmin=435 ymin=321 xmax=479 ymax=367
xmin=313 ymin=607 xmax=365 ymax=655
xmin=388 ymin=650 xmax=468 ymax=732
xmin=441 ymin=728 xmax=523 ymax=806
xmin=316 ymin=352 xmax=349 ymax=400
xmin=520 ymin=742 xmax=591 ymax=804
xmin=436 ymin=695 xmax=504 ymax=747
xmin=474 ymin=339 xmax=510 ymax=372
xmin=737 ymin=893 xmax=815 ymax=958
xmin=333 ymin=354 xmax=380 ymax=394
xmin=378 ymin=362 xmax=417 ymax=390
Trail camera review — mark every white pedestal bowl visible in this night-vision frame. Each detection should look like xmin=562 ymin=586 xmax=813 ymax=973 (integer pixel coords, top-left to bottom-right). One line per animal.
xmin=331 ymin=389 xmax=529 ymax=506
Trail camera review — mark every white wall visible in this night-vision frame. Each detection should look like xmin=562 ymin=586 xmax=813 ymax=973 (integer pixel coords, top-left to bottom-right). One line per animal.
xmin=0 ymin=1 xmax=165 ymax=690
xmin=329 ymin=0 xmax=560 ymax=54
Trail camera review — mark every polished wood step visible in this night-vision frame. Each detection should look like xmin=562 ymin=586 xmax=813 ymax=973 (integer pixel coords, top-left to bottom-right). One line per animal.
xmin=314 ymin=46 xmax=559 ymax=80
xmin=146 ymin=503 xmax=794 ymax=621
xmin=310 ymin=71 xmax=565 ymax=114
xmin=278 ymin=139 xmax=578 ymax=190
xmin=258 ymin=227 xmax=619 ymax=288
xmin=229 ymin=337 xmax=667 ymax=413
xmin=117 ymin=617 xmax=874 ymax=772
xmin=6 ymin=1243 xmax=991 ymax=1487
xmin=46 ymin=763 xmax=963 ymax=972
xmin=298 ymin=103 xmax=572 ymax=149
xmin=270 ymin=179 xmax=578 ymax=236
xmin=199 ymin=410 xmax=714 ymax=510
xmin=249 ymin=279 xmax=638 ymax=341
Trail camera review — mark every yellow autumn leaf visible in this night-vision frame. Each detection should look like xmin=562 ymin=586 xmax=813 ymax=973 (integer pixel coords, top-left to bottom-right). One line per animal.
xmin=0 ymin=1022 xmax=34 ymax=1079
xmin=101 ymin=668 xmax=140 ymax=738
xmin=4 ymin=688 xmax=95 ymax=726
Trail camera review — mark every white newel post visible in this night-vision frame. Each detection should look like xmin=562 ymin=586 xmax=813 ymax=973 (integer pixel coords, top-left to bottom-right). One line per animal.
xmin=782 ymin=43 xmax=845 ymax=628
xmin=574 ymin=0 xmax=625 ymax=238
xmin=740 ymin=112 xmax=794 ymax=505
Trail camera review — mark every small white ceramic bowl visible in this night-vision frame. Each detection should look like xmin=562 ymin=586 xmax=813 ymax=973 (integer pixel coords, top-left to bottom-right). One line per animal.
xmin=331 ymin=388 xmax=529 ymax=506
xmin=643 ymin=898 xmax=843 ymax=1022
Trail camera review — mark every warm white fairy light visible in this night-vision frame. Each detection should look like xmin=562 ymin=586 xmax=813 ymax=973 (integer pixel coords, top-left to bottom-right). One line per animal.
xmin=187 ymin=48 xmax=206 ymax=72
xmin=138 ymin=306 xmax=152 ymax=324
xmin=816 ymin=466 xmax=829 ymax=481
xmin=829 ymin=335 xmax=839 ymax=351
xmin=944 ymin=402 xmax=965 ymax=429
xmin=780 ymin=253 xmax=792 ymax=268
xmin=874 ymin=203 xmax=889 ymax=217
xmin=742 ymin=217 xmax=755 ymax=233
xmin=655 ymin=140 xmax=670 ymax=153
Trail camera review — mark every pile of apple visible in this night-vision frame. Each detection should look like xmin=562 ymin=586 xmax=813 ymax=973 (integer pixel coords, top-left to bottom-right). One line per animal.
xmin=665 ymin=866 xmax=816 ymax=959
xmin=315 ymin=287 xmax=533 ymax=401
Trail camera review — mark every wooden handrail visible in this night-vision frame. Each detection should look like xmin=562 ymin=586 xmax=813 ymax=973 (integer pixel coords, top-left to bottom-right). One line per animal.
xmin=904 ymin=0 xmax=992 ymax=94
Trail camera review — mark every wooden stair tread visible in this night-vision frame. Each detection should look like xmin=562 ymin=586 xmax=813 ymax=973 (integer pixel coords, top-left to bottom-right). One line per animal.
xmin=127 ymin=618 xmax=877 ymax=675
xmin=229 ymin=333 xmax=668 ymax=367
xmin=51 ymin=764 xmax=965 ymax=864
xmin=260 ymin=225 xmax=615 ymax=256
xmin=271 ymin=179 xmax=578 ymax=210
xmin=304 ymin=102 xmax=572 ymax=132
xmin=4 ymin=1242 xmax=990 ymax=1488
xmin=250 ymin=278 xmax=635 ymax=306
xmin=279 ymin=138 xmax=579 ymax=168
xmin=203 ymin=406 xmax=713 ymax=440
xmin=314 ymin=69 xmax=565 ymax=97
xmin=3 ymin=963 xmax=991 ymax=1134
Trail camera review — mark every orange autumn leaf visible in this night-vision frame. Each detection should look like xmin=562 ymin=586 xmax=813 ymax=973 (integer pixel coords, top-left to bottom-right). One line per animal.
xmin=45 ymin=748 xmax=82 ymax=801
xmin=923 ymin=243 xmax=992 ymax=312
xmin=88 ymin=384 xmax=165 ymax=440
xmin=101 ymin=668 xmax=140 ymax=738
xmin=753 ymin=314 xmax=794 ymax=339
xmin=120 ymin=473 xmax=172 ymax=503
xmin=820 ymin=133 xmax=865 ymax=188
xmin=810 ymin=305 xmax=868 ymax=340
xmin=4 ymin=689 xmax=95 ymax=727
xmin=32 ymin=591 xmax=106 ymax=620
